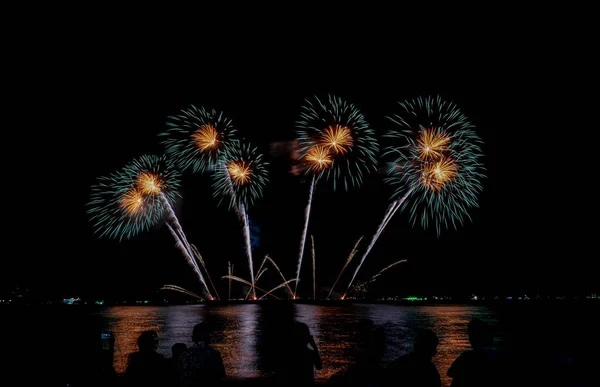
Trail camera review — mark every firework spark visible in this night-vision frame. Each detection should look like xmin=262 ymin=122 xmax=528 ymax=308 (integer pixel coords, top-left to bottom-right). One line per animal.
xmin=304 ymin=146 xmax=333 ymax=173
xmin=384 ymin=95 xmax=485 ymax=234
xmin=293 ymin=175 xmax=315 ymax=299
xmin=160 ymin=285 xmax=202 ymax=300
xmin=120 ymin=189 xmax=145 ymax=214
xmin=319 ymin=124 xmax=353 ymax=154
xmin=213 ymin=141 xmax=269 ymax=300
xmin=213 ymin=141 xmax=269 ymax=211
xmin=311 ymin=235 xmax=316 ymax=299
xmin=296 ymin=94 xmax=378 ymax=191
xmin=417 ymin=128 xmax=451 ymax=161
xmin=259 ymin=279 xmax=298 ymax=300
xmin=191 ymin=244 xmax=220 ymax=300
xmin=328 ymin=236 xmax=363 ymax=299
xmin=265 ymin=256 xmax=294 ymax=297
xmin=221 ymin=275 xmax=279 ymax=300
xmin=349 ymin=259 xmax=408 ymax=295
xmin=343 ymin=96 xmax=485 ymax=298
xmin=293 ymin=95 xmax=377 ymax=299
xmin=159 ymin=105 xmax=238 ymax=173
xmin=88 ymin=155 xmax=180 ymax=240
xmin=88 ymin=154 xmax=215 ymax=300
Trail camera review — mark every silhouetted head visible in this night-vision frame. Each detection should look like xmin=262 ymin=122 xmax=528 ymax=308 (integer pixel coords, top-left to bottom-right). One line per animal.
xmin=192 ymin=322 xmax=210 ymax=344
xmin=137 ymin=330 xmax=159 ymax=351
xmin=413 ymin=329 xmax=439 ymax=358
xmin=468 ymin=318 xmax=493 ymax=350
xmin=171 ymin=342 xmax=187 ymax=359
xmin=291 ymin=321 xmax=311 ymax=345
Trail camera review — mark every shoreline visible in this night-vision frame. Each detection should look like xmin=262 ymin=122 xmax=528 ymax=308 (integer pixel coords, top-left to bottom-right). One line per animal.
xmin=1 ymin=298 xmax=598 ymax=307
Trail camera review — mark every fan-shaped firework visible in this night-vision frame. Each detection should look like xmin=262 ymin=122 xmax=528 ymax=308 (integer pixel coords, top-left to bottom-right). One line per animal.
xmin=212 ymin=141 xmax=269 ymax=210
xmin=295 ymin=95 xmax=378 ymax=190
xmin=342 ymin=96 xmax=485 ymax=299
xmin=159 ymin=105 xmax=238 ymax=173
xmin=384 ymin=95 xmax=485 ymax=234
xmin=87 ymin=154 xmax=181 ymax=240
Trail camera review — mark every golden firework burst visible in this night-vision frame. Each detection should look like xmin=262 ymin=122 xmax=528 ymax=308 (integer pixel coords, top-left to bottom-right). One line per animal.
xmin=417 ymin=128 xmax=451 ymax=161
xmin=305 ymin=145 xmax=333 ymax=172
xmin=121 ymin=189 xmax=145 ymax=214
xmin=137 ymin=172 xmax=163 ymax=195
xmin=227 ymin=161 xmax=252 ymax=185
xmin=192 ymin=124 xmax=220 ymax=151
xmin=421 ymin=157 xmax=458 ymax=191
xmin=319 ymin=124 xmax=353 ymax=154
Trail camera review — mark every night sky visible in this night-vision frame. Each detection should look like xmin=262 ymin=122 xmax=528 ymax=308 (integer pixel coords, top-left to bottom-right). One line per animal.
xmin=3 ymin=21 xmax=593 ymax=300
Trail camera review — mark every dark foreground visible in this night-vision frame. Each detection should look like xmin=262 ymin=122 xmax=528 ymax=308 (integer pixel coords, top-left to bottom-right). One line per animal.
xmin=2 ymin=301 xmax=598 ymax=386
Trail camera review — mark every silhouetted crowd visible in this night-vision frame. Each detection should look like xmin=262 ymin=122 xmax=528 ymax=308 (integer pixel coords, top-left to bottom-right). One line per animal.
xmin=7 ymin=312 xmax=594 ymax=386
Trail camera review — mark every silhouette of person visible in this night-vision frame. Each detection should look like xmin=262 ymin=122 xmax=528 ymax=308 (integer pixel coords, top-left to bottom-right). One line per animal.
xmin=166 ymin=342 xmax=187 ymax=385
xmin=385 ymin=328 xmax=441 ymax=387
xmin=280 ymin=321 xmax=323 ymax=385
xmin=447 ymin=318 xmax=500 ymax=387
xmin=178 ymin=322 xmax=226 ymax=386
xmin=125 ymin=330 xmax=168 ymax=387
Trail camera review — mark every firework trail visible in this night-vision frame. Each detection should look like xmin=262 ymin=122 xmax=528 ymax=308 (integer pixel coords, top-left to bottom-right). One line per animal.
xmin=342 ymin=189 xmax=413 ymax=299
xmin=327 ymin=236 xmax=363 ymax=299
xmin=293 ymin=95 xmax=378 ymax=299
xmin=214 ymin=142 xmax=269 ymax=300
xmin=265 ymin=256 xmax=294 ymax=297
xmin=88 ymin=154 xmax=214 ymax=300
xmin=384 ymin=95 xmax=485 ymax=234
xmin=191 ymin=244 xmax=220 ymax=300
xmin=228 ymin=262 xmax=232 ymax=300
xmin=160 ymin=285 xmax=202 ymax=300
xmin=160 ymin=192 xmax=213 ymax=299
xmin=259 ymin=279 xmax=298 ymax=300
xmin=311 ymin=235 xmax=316 ymax=299
xmin=240 ymin=205 xmax=256 ymax=300
xmin=159 ymin=105 xmax=238 ymax=173
xmin=343 ymin=96 xmax=485 ymax=299
xmin=245 ymin=255 xmax=271 ymax=300
xmin=293 ymin=175 xmax=315 ymax=298
xmin=221 ymin=275 xmax=280 ymax=300
xmin=349 ymin=259 xmax=408 ymax=295
xmin=166 ymin=222 xmax=196 ymax=268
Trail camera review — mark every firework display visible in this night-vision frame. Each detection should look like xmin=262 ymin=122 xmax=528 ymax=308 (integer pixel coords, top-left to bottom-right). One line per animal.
xmin=212 ymin=141 xmax=269 ymax=211
xmin=88 ymin=154 xmax=213 ymax=300
xmin=295 ymin=95 xmax=378 ymax=191
xmin=384 ymin=95 xmax=485 ymax=234
xmin=160 ymin=105 xmax=238 ymax=173
xmin=342 ymin=96 xmax=485 ymax=298
xmin=89 ymin=95 xmax=485 ymax=301
xmin=292 ymin=95 xmax=378 ymax=298
xmin=88 ymin=155 xmax=180 ymax=240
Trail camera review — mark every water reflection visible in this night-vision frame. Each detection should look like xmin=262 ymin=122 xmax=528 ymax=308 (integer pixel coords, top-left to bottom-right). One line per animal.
xmin=99 ymin=304 xmax=498 ymax=386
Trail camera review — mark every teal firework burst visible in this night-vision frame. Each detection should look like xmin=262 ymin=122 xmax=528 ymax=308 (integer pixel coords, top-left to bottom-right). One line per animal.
xmin=383 ymin=95 xmax=485 ymax=235
xmin=212 ymin=141 xmax=269 ymax=210
xmin=295 ymin=95 xmax=378 ymax=190
xmin=159 ymin=105 xmax=238 ymax=173
xmin=87 ymin=154 xmax=181 ymax=240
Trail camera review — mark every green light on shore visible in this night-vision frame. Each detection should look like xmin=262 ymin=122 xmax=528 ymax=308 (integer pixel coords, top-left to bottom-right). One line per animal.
xmin=403 ymin=296 xmax=427 ymax=301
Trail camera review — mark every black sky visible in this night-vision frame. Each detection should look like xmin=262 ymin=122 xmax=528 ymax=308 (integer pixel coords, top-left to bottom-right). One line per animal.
xmin=3 ymin=17 xmax=594 ymax=300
